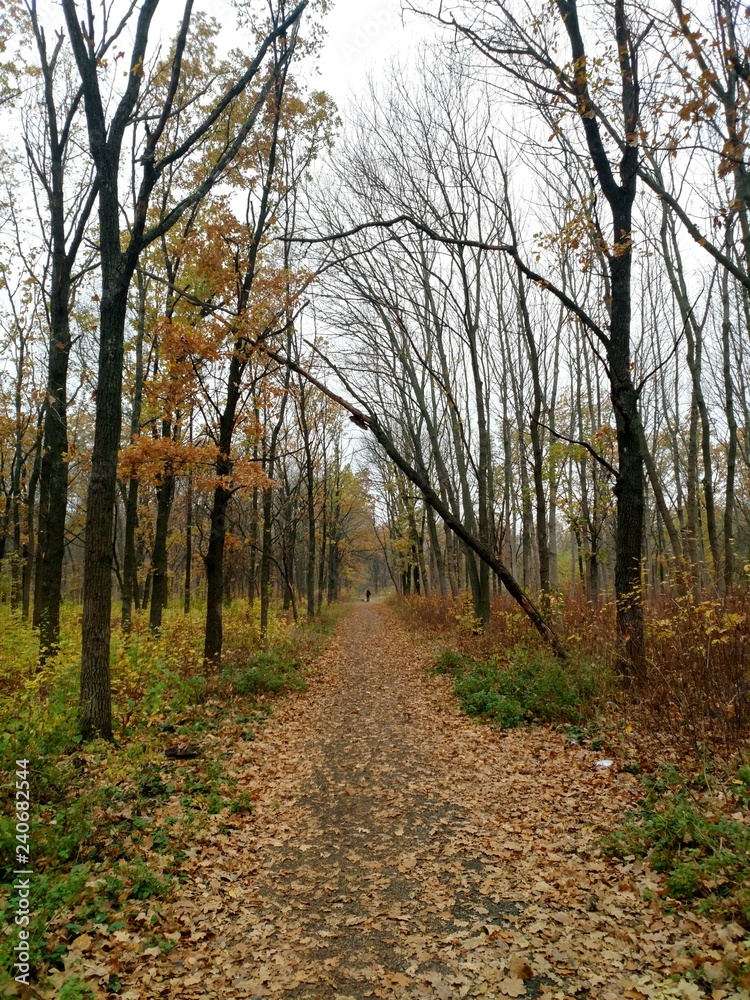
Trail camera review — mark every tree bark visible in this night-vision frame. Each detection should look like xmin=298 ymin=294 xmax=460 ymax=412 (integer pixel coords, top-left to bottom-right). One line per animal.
xmin=149 ymin=460 xmax=175 ymax=632
xmin=298 ymin=378 xmax=317 ymax=616
xmin=28 ymin=1 xmax=98 ymax=653
xmin=204 ymin=353 xmax=243 ymax=665
xmin=121 ymin=272 xmax=146 ymax=631
xmin=723 ymin=254 xmax=738 ymax=595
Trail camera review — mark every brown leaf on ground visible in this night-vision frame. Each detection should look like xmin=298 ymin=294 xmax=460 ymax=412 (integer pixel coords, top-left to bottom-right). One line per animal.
xmin=40 ymin=605 xmax=750 ymax=999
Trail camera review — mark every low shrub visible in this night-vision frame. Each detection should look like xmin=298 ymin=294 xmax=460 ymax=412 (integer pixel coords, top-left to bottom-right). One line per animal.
xmin=603 ymin=765 xmax=750 ymax=922
xmin=396 ymin=589 xmax=750 ymax=753
xmin=460 ymin=689 xmax=525 ymax=727
xmin=229 ymin=649 xmax=306 ymax=697
xmin=434 ymin=644 xmax=609 ymax=728
xmin=433 ymin=649 xmax=475 ymax=675
xmin=128 ymin=859 xmax=172 ymax=901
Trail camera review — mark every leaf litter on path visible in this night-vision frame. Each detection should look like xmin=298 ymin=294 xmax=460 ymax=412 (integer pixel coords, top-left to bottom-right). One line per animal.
xmin=60 ymin=606 xmax=750 ymax=999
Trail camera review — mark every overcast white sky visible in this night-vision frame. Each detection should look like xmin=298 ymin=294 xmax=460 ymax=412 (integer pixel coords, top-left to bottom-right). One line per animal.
xmin=191 ymin=0 xmax=426 ymax=112
xmin=314 ymin=1 xmax=424 ymax=106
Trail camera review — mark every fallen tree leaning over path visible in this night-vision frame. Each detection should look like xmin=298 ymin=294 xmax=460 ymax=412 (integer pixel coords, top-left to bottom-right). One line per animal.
xmin=259 ymin=344 xmax=570 ymax=660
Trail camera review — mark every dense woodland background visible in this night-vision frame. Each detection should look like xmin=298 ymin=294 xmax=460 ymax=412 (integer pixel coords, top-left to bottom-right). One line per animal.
xmin=1 ymin=0 xmax=750 ymax=742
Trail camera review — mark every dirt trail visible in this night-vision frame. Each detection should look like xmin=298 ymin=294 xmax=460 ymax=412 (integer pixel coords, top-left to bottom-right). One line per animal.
xmin=122 ymin=606 xmax=735 ymax=1000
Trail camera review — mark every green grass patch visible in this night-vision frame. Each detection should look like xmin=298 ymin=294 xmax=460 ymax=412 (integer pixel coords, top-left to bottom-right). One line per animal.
xmin=433 ymin=644 xmax=609 ymax=728
xmin=603 ymin=765 xmax=750 ymax=923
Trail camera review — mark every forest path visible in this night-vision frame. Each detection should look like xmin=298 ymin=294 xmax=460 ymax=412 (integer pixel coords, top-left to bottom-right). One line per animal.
xmin=124 ymin=605 xmax=721 ymax=1000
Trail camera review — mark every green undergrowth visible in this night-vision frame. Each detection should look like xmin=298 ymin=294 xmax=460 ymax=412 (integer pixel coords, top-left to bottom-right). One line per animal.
xmin=0 ymin=600 xmax=345 ymax=991
xmin=604 ymin=764 xmax=750 ymax=924
xmin=222 ymin=632 xmax=313 ymax=699
xmin=433 ymin=644 xmax=610 ymax=729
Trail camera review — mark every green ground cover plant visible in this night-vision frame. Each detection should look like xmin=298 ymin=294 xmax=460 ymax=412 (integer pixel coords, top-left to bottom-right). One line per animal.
xmin=433 ymin=644 xmax=610 ymax=729
xmin=604 ymin=764 xmax=750 ymax=924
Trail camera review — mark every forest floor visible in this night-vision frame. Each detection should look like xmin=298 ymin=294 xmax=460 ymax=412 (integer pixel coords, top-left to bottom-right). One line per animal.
xmin=56 ymin=604 xmax=750 ymax=1000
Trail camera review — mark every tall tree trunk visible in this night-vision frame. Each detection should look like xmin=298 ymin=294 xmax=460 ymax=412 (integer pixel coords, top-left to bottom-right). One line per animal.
xmin=204 ymin=481 xmax=231 ymax=663
xmin=686 ymin=382 xmax=702 ymax=592
xmin=559 ymin=0 xmax=645 ymax=677
xmin=10 ymin=485 xmax=22 ymax=613
xmin=318 ymin=451 xmax=327 ymax=612
xmin=80 ymin=267 xmax=130 ymax=739
xmin=444 ymin=523 xmax=459 ymax=598
xmin=204 ymin=354 xmax=244 ymax=665
xmin=22 ymin=429 xmax=42 ymax=621
xmin=298 ymin=380 xmax=317 ymax=616
xmin=699 ymin=375 xmax=721 ymax=585
xmin=259 ymin=478 xmax=275 ymax=633
xmin=67 ymin=0 xmax=306 ymax=732
xmin=28 ymin=1 xmax=98 ymax=652
xmin=206 ymin=69 xmax=291 ymax=656
xmin=248 ymin=403 xmax=261 ymax=605
xmin=508 ymin=206 xmax=551 ymax=606
xmin=609 ymin=210 xmax=645 ymax=678
xmin=249 ymin=481 xmax=259 ymax=606
xmin=326 ymin=474 xmax=341 ymax=606
xmin=519 ymin=435 xmax=535 ymax=591
xmin=260 ymin=358 xmax=292 ymax=640
xmin=723 ymin=257 xmax=738 ymax=595
xmin=184 ymin=472 xmax=192 ymax=614
xmin=502 ymin=394 xmax=516 ymax=588
xmin=121 ymin=272 xmax=146 ymax=631
xmin=65 ymin=0 xmax=162 ymax=739
xmin=149 ymin=463 xmax=175 ymax=631
xmin=34 ymin=298 xmax=73 ymax=652
xmin=425 ymin=503 xmax=447 ymax=597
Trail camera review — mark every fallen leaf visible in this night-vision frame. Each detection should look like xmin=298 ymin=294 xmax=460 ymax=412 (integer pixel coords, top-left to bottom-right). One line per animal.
xmin=498 ymin=977 xmax=526 ymax=997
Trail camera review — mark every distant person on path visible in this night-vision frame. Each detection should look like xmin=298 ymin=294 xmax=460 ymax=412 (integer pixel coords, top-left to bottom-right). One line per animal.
xmin=366 ymin=589 xmax=371 ymax=602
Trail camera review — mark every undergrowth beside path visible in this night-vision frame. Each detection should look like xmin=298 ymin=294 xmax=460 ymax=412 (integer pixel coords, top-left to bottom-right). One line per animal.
xmin=0 ymin=601 xmax=346 ymax=995
xmin=398 ymin=590 xmax=750 ymax=753
xmin=400 ymin=592 xmax=750 ymax=939
xmin=432 ymin=645 xmax=611 ymax=729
